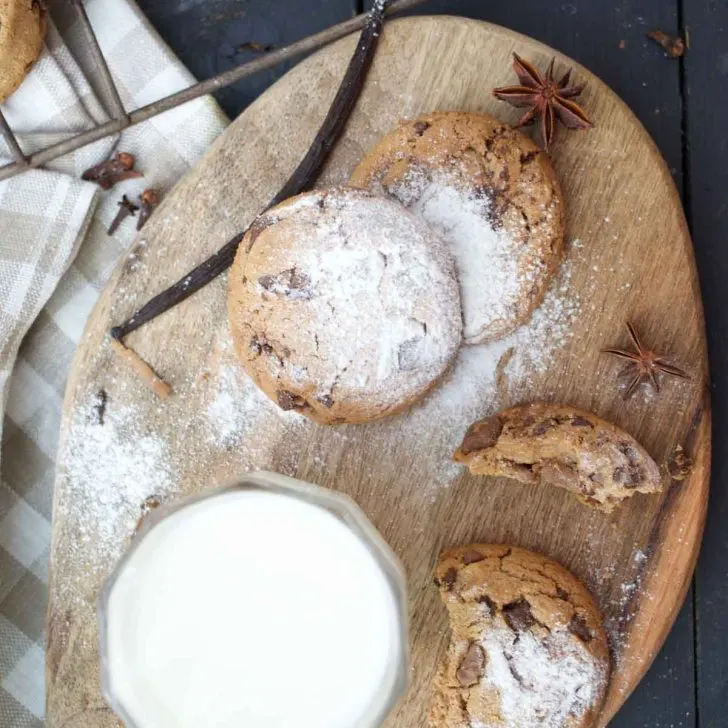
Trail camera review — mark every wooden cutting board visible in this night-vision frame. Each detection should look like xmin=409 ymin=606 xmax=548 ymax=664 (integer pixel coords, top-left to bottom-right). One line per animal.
xmin=47 ymin=15 xmax=710 ymax=728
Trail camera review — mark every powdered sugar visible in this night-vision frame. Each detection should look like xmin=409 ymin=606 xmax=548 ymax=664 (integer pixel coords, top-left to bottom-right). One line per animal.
xmin=234 ymin=189 xmax=462 ymax=418
xmin=58 ymin=397 xmax=174 ymax=584
xmin=393 ymin=257 xmax=580 ymax=487
xmin=602 ymin=546 xmax=650 ymax=653
xmin=54 ymin=334 xmax=311 ymax=602
xmin=204 ymin=353 xmax=303 ymax=447
xmin=56 ymin=234 xmax=581 ymax=606
xmin=506 ymin=261 xmax=580 ymax=377
xmin=387 ymin=166 xmax=558 ymax=345
xmin=409 ymin=182 xmax=525 ymax=342
xmin=478 ymin=625 xmax=607 ymax=727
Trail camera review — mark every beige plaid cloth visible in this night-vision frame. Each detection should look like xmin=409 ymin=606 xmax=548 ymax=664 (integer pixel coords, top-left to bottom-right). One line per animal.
xmin=0 ymin=2 xmax=228 ymax=725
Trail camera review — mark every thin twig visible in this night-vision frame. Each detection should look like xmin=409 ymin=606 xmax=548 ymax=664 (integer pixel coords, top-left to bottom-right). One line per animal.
xmin=109 ymin=339 xmax=171 ymax=398
xmin=110 ymin=0 xmax=389 ymax=342
xmin=0 ymin=118 xmax=127 ymax=179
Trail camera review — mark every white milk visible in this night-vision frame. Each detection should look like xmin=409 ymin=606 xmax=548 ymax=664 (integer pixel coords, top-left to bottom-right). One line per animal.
xmin=104 ymin=489 xmax=403 ymax=728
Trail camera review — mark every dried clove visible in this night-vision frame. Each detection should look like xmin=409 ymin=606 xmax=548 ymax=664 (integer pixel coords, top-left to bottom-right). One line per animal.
xmin=82 ymin=151 xmax=142 ymax=190
xmin=136 ymin=188 xmax=160 ymax=231
xmin=646 ymin=30 xmax=686 ymax=58
xmin=108 ymin=195 xmax=139 ymax=235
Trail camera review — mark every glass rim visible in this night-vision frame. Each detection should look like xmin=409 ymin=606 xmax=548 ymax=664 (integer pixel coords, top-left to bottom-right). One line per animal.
xmin=98 ymin=470 xmax=410 ymax=728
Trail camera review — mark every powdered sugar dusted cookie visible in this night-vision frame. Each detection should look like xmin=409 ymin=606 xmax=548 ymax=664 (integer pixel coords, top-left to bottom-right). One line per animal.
xmin=431 ymin=544 xmax=610 ymax=728
xmin=350 ymin=111 xmax=564 ymax=344
xmin=227 ymin=187 xmax=463 ymax=424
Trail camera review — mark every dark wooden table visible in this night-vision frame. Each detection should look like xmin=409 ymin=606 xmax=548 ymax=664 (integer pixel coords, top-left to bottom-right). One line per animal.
xmin=134 ymin=1 xmax=727 ymax=725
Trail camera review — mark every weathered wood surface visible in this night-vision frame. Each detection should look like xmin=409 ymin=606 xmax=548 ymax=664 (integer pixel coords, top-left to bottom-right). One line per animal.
xmin=48 ymin=15 xmax=710 ymax=728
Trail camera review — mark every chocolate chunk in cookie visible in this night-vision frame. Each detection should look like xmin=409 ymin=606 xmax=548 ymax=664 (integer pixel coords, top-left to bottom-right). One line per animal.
xmin=502 ymin=599 xmax=536 ymax=632
xmin=460 ymin=416 xmax=503 ymax=455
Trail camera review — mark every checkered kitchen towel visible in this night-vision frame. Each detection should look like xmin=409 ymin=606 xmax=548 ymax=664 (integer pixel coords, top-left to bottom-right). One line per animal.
xmin=0 ymin=2 xmax=228 ymax=725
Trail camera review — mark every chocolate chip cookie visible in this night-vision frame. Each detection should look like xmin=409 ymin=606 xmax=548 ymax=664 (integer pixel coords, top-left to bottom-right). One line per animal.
xmin=0 ymin=0 xmax=47 ymax=103
xmin=350 ymin=111 xmax=564 ymax=344
xmin=227 ymin=187 xmax=463 ymax=424
xmin=454 ymin=402 xmax=662 ymax=512
xmin=431 ymin=544 xmax=610 ymax=728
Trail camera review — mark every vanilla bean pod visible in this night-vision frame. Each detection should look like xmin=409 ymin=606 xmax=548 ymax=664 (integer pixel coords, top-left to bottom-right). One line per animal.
xmin=110 ymin=2 xmax=386 ymax=342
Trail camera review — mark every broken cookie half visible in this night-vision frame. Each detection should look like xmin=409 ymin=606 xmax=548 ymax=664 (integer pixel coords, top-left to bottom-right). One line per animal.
xmin=453 ymin=402 xmax=662 ymax=512
xmin=430 ymin=544 xmax=610 ymax=728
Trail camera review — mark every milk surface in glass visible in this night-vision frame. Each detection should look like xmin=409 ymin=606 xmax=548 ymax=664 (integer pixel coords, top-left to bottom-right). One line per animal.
xmin=100 ymin=477 xmax=407 ymax=728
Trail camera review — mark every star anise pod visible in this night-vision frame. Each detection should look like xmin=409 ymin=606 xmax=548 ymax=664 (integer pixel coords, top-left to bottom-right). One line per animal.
xmin=492 ymin=53 xmax=593 ymax=151
xmin=602 ymin=321 xmax=689 ymax=399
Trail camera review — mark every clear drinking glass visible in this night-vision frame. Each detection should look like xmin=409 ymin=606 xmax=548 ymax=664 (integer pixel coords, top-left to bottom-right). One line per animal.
xmin=98 ymin=471 xmax=410 ymax=728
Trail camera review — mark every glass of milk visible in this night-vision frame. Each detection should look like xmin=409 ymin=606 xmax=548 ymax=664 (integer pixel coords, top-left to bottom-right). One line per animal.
xmin=98 ymin=471 xmax=409 ymax=728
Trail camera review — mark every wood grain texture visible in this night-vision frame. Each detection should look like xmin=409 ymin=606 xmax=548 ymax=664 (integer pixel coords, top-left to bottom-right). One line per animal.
xmin=47 ymin=16 xmax=709 ymax=728
xmin=396 ymin=4 xmax=697 ymax=724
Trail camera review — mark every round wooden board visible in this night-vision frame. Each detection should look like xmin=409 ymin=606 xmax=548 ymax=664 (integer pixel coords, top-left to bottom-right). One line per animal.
xmin=48 ymin=15 xmax=710 ymax=728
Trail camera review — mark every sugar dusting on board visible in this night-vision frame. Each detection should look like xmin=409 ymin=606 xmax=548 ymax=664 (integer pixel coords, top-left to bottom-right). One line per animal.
xmin=55 ymin=340 xmax=307 ymax=602
xmin=582 ymin=519 xmax=652 ymax=654
xmin=56 ymin=226 xmax=580 ymax=600
xmin=603 ymin=547 xmax=650 ymax=655
xmin=57 ymin=398 xmax=174 ymax=597
xmin=395 ymin=255 xmax=581 ymax=488
xmin=204 ymin=346 xmax=304 ymax=447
